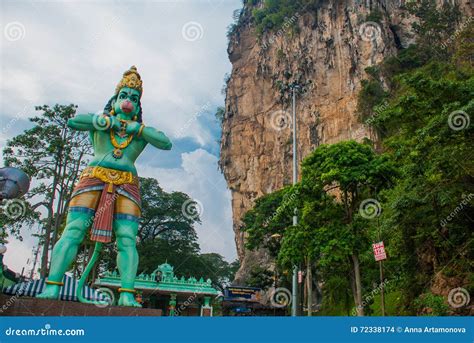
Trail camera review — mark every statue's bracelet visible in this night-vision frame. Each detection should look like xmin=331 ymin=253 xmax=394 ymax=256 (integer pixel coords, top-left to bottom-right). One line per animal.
xmin=94 ymin=113 xmax=110 ymax=129
xmin=137 ymin=124 xmax=145 ymax=137
xmin=118 ymin=288 xmax=136 ymax=294
xmin=45 ymin=279 xmax=64 ymax=286
xmin=103 ymin=115 xmax=111 ymax=128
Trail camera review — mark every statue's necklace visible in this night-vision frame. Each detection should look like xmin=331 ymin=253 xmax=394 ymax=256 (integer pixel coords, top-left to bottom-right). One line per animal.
xmin=110 ymin=129 xmax=134 ymax=159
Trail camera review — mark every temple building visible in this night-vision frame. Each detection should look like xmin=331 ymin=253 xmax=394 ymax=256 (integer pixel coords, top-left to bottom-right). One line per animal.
xmin=94 ymin=263 xmax=219 ymax=316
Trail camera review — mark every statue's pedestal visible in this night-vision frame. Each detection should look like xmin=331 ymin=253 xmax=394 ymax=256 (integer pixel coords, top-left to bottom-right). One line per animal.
xmin=0 ymin=295 xmax=162 ymax=316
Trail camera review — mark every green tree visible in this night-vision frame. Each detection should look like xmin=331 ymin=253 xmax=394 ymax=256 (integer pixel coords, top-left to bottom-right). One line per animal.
xmin=241 ymin=186 xmax=294 ymax=257
xmin=242 ymin=141 xmax=397 ymax=315
xmin=372 ymin=60 xmax=473 ymax=312
xmin=138 ymin=177 xmax=199 ymax=243
xmin=198 ymin=253 xmax=240 ymax=291
xmin=101 ymin=177 xmax=201 ymax=274
xmin=101 ymin=177 xmax=240 ymax=287
xmin=215 ymin=106 xmax=225 ymax=122
xmin=246 ymin=265 xmax=274 ymax=290
xmin=2 ymin=104 xmax=92 ymax=276
xmin=405 ymin=0 xmax=461 ymax=62
xmin=357 ymin=4 xmax=474 ymax=313
xmin=300 ymin=141 xmax=397 ymax=316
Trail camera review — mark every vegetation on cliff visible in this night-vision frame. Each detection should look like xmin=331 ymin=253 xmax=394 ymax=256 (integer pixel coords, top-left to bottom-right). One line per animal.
xmin=241 ymin=1 xmax=473 ymax=315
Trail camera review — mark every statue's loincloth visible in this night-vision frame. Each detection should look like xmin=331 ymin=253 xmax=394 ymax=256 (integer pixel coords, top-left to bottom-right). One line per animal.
xmin=69 ymin=166 xmax=141 ymax=243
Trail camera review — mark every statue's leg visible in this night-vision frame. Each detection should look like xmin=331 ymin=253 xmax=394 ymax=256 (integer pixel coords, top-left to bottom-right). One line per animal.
xmin=37 ymin=190 xmax=99 ymax=299
xmin=36 ymin=210 xmax=92 ymax=299
xmin=114 ymin=195 xmax=141 ymax=307
xmin=115 ymin=218 xmax=141 ymax=307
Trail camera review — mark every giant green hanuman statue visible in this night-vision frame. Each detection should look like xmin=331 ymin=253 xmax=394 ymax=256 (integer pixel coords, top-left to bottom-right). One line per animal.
xmin=37 ymin=66 xmax=172 ymax=307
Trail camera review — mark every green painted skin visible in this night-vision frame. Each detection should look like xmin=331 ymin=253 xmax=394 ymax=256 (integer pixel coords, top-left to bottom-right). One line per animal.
xmin=37 ymin=87 xmax=172 ymax=307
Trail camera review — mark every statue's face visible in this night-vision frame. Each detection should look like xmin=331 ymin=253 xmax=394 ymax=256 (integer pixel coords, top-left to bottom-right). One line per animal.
xmin=114 ymin=87 xmax=140 ymax=119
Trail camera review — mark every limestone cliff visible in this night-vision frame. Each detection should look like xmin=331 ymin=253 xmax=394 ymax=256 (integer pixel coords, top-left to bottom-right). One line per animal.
xmin=220 ymin=0 xmax=472 ymax=283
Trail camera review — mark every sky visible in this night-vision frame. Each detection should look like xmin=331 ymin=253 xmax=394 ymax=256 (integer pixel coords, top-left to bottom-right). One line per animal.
xmin=0 ymin=0 xmax=242 ymax=274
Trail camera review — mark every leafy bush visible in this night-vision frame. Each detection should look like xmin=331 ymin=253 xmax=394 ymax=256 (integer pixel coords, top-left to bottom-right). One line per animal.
xmin=251 ymin=0 xmax=311 ymax=36
xmin=365 ymin=9 xmax=383 ymax=23
xmin=246 ymin=266 xmax=274 ymax=290
xmin=414 ymin=293 xmax=449 ymax=316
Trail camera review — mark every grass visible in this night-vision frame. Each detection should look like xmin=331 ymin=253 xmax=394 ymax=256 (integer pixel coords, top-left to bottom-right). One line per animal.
xmin=311 ymin=290 xmax=410 ymax=316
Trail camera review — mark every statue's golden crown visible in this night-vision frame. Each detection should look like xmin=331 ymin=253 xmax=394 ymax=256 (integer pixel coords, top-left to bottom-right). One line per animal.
xmin=115 ymin=66 xmax=143 ymax=96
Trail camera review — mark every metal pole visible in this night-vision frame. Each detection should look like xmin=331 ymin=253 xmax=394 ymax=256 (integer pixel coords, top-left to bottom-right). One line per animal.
xmin=291 ymin=86 xmax=298 ymax=317
xmin=379 ymin=260 xmax=385 ymax=316
xmin=377 ymin=214 xmax=385 ymax=316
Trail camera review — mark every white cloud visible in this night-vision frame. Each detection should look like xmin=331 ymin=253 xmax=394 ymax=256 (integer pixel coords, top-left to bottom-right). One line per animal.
xmin=0 ymin=0 xmax=240 ymax=273
xmin=3 ymin=228 xmax=39 ymax=278
xmin=1 ymin=0 xmax=238 ymax=146
xmin=138 ymin=148 xmax=236 ymax=261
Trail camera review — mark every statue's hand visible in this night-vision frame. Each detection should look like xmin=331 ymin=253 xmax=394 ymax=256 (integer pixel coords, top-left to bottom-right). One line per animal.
xmin=126 ymin=121 xmax=141 ymax=135
xmin=110 ymin=116 xmax=122 ymax=131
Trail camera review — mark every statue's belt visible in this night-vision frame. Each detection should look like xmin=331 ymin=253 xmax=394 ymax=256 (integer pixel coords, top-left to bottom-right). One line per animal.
xmin=80 ymin=166 xmax=139 ymax=188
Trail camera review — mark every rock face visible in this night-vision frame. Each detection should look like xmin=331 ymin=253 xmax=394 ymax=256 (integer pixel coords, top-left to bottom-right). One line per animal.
xmin=219 ymin=0 xmax=472 ymax=283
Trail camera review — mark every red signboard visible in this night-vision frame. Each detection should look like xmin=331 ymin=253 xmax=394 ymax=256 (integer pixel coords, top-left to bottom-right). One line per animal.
xmin=372 ymin=241 xmax=387 ymax=261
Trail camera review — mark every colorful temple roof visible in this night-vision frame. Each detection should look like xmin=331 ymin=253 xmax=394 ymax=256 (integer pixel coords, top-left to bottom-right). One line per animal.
xmin=94 ymin=263 xmax=219 ymax=296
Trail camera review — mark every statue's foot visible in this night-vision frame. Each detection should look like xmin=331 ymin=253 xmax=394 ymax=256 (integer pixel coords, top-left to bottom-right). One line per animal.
xmin=118 ymin=292 xmax=142 ymax=307
xmin=37 ymin=285 xmax=60 ymax=300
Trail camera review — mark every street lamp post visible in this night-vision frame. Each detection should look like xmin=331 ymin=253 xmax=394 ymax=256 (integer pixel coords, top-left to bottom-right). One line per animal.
xmin=290 ymin=83 xmax=300 ymax=317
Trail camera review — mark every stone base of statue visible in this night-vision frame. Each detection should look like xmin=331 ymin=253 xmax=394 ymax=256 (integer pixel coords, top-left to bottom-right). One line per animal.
xmin=0 ymin=295 xmax=162 ymax=316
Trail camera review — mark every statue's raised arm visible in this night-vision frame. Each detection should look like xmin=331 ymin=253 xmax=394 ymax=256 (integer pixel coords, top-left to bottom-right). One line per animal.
xmin=137 ymin=126 xmax=172 ymax=150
